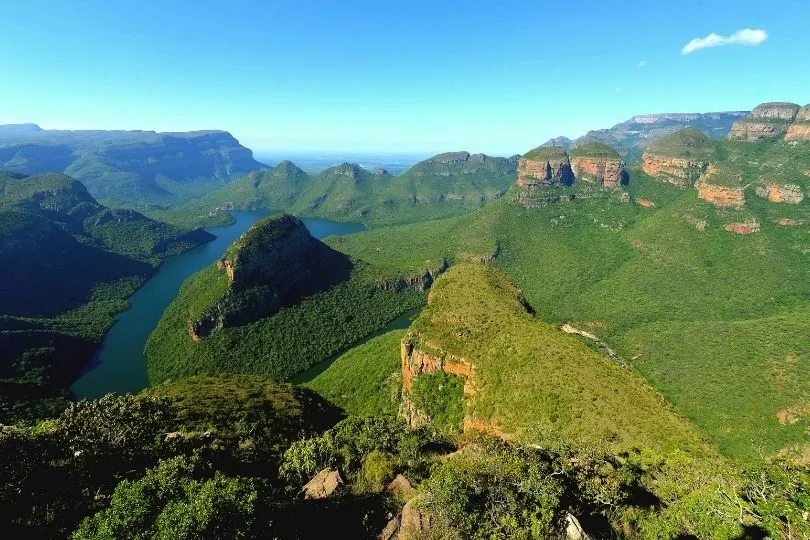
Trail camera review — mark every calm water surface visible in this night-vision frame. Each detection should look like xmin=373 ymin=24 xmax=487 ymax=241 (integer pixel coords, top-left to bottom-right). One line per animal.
xmin=70 ymin=211 xmax=365 ymax=399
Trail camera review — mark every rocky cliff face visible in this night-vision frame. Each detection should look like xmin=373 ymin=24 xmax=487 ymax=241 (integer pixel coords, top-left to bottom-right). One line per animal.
xmin=640 ymin=128 xmax=713 ymax=186
xmin=399 ymin=332 xmax=475 ymax=428
xmin=785 ymin=105 xmax=810 ymax=142
xmin=516 ymin=146 xmax=574 ymax=188
xmin=755 ymin=182 xmax=804 ymax=204
xmin=727 ymin=102 xmax=802 ymax=141
xmin=641 ymin=153 xmax=709 ymax=186
xmin=190 ymin=214 xmax=351 ymax=338
xmin=569 ymin=144 xmax=627 ymax=188
xmin=695 ymin=165 xmax=745 ymax=208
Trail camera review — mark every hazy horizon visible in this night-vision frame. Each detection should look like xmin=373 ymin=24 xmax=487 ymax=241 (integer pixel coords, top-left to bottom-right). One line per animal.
xmin=2 ymin=0 xmax=808 ymax=155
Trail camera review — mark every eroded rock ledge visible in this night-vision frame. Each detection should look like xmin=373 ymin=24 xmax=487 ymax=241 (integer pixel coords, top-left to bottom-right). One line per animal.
xmin=727 ymin=102 xmax=810 ymax=142
xmin=399 ymin=333 xmax=475 ymax=428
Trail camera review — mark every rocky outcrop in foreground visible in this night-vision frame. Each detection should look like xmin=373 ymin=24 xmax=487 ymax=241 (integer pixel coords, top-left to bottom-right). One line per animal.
xmin=399 ymin=333 xmax=474 ymax=428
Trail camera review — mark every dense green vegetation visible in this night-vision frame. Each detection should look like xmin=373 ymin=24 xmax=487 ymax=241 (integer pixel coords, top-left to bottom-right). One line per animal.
xmin=302 ymin=330 xmax=404 ymax=416
xmin=410 ymin=372 xmax=465 ymax=433
xmin=185 ymin=151 xmax=518 ymax=227
xmin=329 ymin=145 xmax=810 ymax=460
xmin=0 ymin=172 xmax=212 ymax=423
xmin=3 ymin=371 xmax=808 ymax=539
xmin=146 ymin=257 xmax=425 ymax=384
xmin=6 ymin=110 xmax=810 ymax=537
xmin=0 ymin=126 xmax=265 ymax=207
xmin=0 ymin=172 xmax=212 ymax=261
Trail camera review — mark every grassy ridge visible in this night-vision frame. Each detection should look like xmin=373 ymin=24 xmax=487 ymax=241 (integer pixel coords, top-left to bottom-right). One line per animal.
xmin=327 ymin=161 xmax=810 ymax=460
xmin=408 ymin=263 xmax=711 ymax=456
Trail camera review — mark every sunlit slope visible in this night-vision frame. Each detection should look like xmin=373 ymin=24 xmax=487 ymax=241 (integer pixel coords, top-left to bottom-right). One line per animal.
xmin=333 ymin=167 xmax=810 ymax=460
xmin=405 ymin=263 xmax=711 ymax=456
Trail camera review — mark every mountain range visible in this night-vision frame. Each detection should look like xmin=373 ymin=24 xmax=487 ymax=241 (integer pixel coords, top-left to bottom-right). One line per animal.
xmin=4 ymin=102 xmax=810 ymax=539
xmin=543 ymin=110 xmax=749 ymax=162
xmin=0 ymin=124 xmax=265 ymax=207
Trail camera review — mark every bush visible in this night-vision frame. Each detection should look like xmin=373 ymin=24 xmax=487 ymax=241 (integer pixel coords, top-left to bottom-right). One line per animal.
xmin=72 ymin=456 xmax=258 ymax=540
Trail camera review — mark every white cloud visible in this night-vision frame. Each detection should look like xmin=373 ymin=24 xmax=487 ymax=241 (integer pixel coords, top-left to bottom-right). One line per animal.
xmin=681 ymin=28 xmax=767 ymax=55
xmin=638 ymin=60 xmax=647 ymax=67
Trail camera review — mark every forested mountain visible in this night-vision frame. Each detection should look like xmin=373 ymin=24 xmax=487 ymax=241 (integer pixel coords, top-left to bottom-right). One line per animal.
xmin=186 ymin=151 xmax=519 ymax=227
xmin=0 ymin=125 xmax=265 ymax=207
xmin=0 ymin=172 xmax=212 ymax=423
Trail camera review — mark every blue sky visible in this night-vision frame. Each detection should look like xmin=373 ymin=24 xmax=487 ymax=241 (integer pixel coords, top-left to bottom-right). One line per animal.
xmin=1 ymin=0 xmax=808 ymax=154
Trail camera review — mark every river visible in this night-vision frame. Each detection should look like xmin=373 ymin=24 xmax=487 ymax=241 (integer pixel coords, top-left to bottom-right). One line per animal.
xmin=70 ymin=211 xmax=365 ymax=399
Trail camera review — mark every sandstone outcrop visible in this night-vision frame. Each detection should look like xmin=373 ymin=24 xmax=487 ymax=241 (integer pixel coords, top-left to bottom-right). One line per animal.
xmin=724 ymin=220 xmax=761 ymax=235
xmin=727 ymin=102 xmax=801 ymax=141
xmin=399 ymin=497 xmax=438 ymax=539
xmin=386 ymin=474 xmax=416 ymax=501
xmin=569 ymin=143 xmax=626 ymax=188
xmin=641 ymin=128 xmax=713 ymax=186
xmin=641 ymin=154 xmax=709 ymax=186
xmin=399 ymin=329 xmax=475 ymax=428
xmin=400 ymin=337 xmax=473 ymax=392
xmin=302 ymin=468 xmax=343 ymax=500
xmin=785 ymin=105 xmax=810 ymax=142
xmin=755 ymin=182 xmax=804 ymax=204
xmin=695 ymin=165 xmax=745 ymax=208
xmin=776 ymin=218 xmax=810 ymax=226
xmin=516 ymin=146 xmax=574 ymax=187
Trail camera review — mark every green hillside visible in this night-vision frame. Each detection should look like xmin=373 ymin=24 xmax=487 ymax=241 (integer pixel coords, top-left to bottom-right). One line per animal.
xmin=569 ymin=142 xmax=622 ymax=159
xmin=0 ymin=172 xmax=212 ymax=261
xmin=644 ymin=126 xmax=716 ymax=160
xmin=302 ymin=329 xmax=405 ymax=417
xmin=0 ymin=173 xmax=212 ymax=423
xmin=406 ymin=263 xmax=710 ymax=455
xmin=329 ymin=150 xmax=810 ymax=461
xmin=184 ymin=152 xmax=518 ymax=227
xmin=145 ymin=215 xmax=427 ymax=385
xmin=0 ymin=126 xmax=265 ymax=207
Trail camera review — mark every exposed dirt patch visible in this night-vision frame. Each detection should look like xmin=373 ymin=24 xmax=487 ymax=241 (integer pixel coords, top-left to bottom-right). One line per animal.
xmin=777 ymin=401 xmax=810 ymax=425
